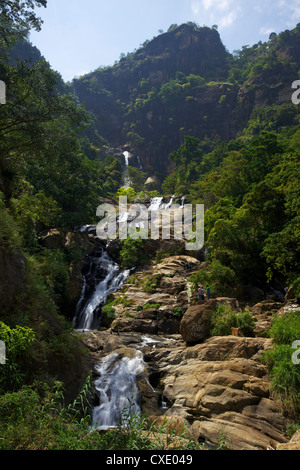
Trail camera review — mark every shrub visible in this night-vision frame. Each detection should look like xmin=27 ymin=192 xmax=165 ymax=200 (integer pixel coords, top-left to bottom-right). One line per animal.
xmin=120 ymin=238 xmax=149 ymax=268
xmin=210 ymin=305 xmax=256 ymax=337
xmin=210 ymin=305 xmax=237 ymax=336
xmin=261 ymin=312 xmax=300 ymax=413
xmin=143 ymin=303 xmax=160 ymax=310
xmin=142 ymin=273 xmax=163 ymax=294
xmin=0 ymin=193 xmax=22 ymax=250
xmin=102 ymin=305 xmax=116 ymax=320
xmin=237 ymin=311 xmax=257 ymax=337
xmin=261 ymin=344 xmax=300 ymax=413
xmin=268 ymin=311 xmax=300 ymax=345
xmin=0 ymin=382 xmax=201 ymax=450
xmin=173 ymin=307 xmax=184 ymax=318
xmin=111 ymin=295 xmax=132 ymax=308
xmin=0 ymin=322 xmax=36 ymax=391
xmin=189 ymin=259 xmax=237 ymax=298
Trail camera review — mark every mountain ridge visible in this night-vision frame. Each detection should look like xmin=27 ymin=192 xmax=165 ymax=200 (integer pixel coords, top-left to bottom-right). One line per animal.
xmin=71 ymin=22 xmax=300 ymax=180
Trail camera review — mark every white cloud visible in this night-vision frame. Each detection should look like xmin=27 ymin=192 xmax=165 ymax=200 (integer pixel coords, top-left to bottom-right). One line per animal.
xmin=219 ymin=9 xmax=238 ymax=28
xmin=259 ymin=26 xmax=276 ymax=36
xmin=191 ymin=0 xmax=240 ymax=29
xmin=277 ymin=0 xmax=300 ymax=26
xmin=191 ymin=0 xmax=201 ymax=16
xmin=202 ymin=0 xmax=233 ymax=11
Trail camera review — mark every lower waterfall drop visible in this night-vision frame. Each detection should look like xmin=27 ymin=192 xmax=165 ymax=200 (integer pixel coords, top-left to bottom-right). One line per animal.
xmin=92 ymin=351 xmax=145 ymax=430
xmin=73 ymin=246 xmax=130 ymax=331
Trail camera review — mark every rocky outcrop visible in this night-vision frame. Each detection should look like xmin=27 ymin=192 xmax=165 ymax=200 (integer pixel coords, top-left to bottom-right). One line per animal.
xmin=108 ymin=256 xmax=202 ymax=335
xmin=77 ymin=329 xmax=290 ymax=451
xmin=39 ymin=228 xmax=101 ymax=255
xmin=71 ymin=249 xmax=296 ymax=450
xmin=38 ymin=228 xmax=104 ymax=315
xmin=180 ymin=298 xmax=240 ymax=344
xmin=143 ymin=335 xmax=288 ymax=450
xmin=249 ymin=300 xmax=284 ymax=336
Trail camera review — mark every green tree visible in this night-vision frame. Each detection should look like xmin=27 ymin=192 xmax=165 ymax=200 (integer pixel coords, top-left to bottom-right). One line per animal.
xmin=0 ymin=0 xmax=47 ymax=47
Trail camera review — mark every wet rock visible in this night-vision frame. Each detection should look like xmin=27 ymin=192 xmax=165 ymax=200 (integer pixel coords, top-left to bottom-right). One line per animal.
xmin=65 ymin=230 xmax=100 ymax=255
xmin=284 ymin=285 xmax=295 ymax=301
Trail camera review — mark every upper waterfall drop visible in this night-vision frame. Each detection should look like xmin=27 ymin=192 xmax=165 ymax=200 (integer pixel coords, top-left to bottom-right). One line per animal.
xmin=123 ymin=151 xmax=130 ymax=167
xmin=123 ymin=151 xmax=132 ymax=189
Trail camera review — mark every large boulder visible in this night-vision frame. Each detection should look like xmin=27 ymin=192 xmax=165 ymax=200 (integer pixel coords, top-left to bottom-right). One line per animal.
xmin=64 ymin=230 xmax=100 ymax=254
xmin=251 ymin=300 xmax=283 ymax=316
xmin=179 ymin=300 xmax=217 ymax=343
xmin=180 ymin=298 xmax=240 ymax=344
xmin=285 ymin=285 xmax=296 ymax=301
xmin=38 ymin=228 xmax=65 ymax=250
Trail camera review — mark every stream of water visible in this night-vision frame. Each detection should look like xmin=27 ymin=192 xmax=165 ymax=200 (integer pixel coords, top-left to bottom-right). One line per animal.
xmin=74 ymin=193 xmax=184 ymax=429
xmin=73 ymin=247 xmax=130 ymax=331
xmin=92 ymin=351 xmax=144 ymax=430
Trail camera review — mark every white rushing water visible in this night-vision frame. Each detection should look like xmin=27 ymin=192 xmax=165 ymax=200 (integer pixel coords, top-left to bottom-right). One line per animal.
xmin=123 ymin=151 xmax=132 ymax=189
xmin=73 ymin=249 xmax=130 ymax=331
xmin=92 ymin=351 xmax=145 ymax=430
xmin=148 ymin=197 xmax=164 ymax=211
xmin=74 ymin=193 xmax=183 ymax=427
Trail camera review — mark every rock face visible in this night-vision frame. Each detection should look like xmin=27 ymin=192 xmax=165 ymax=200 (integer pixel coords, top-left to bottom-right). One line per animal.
xmin=109 ymin=256 xmax=202 ymax=335
xmin=180 ymin=298 xmax=240 ymax=344
xmin=77 ymin=329 xmax=289 ymax=451
xmin=71 ymin=251 xmax=294 ymax=450
xmin=38 ymin=228 xmax=104 ymax=315
xmin=276 ymin=430 xmax=300 ymax=450
xmin=143 ymin=335 xmax=288 ymax=450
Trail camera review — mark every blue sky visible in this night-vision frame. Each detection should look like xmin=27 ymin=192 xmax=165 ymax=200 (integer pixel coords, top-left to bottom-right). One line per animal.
xmin=29 ymin=0 xmax=300 ymax=82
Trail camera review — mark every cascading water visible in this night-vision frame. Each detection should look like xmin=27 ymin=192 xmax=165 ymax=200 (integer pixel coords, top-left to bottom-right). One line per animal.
xmin=164 ymin=195 xmax=175 ymax=210
xmin=123 ymin=151 xmax=132 ymax=189
xmin=148 ymin=197 xmax=164 ymax=211
xmin=74 ymin=194 xmax=182 ymax=428
xmin=92 ymin=351 xmax=145 ymax=430
xmin=73 ymin=247 xmax=130 ymax=331
xmin=137 ymin=156 xmax=143 ymax=171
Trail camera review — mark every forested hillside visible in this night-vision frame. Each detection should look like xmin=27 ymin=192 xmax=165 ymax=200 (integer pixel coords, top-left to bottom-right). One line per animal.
xmin=73 ymin=21 xmax=300 ymax=296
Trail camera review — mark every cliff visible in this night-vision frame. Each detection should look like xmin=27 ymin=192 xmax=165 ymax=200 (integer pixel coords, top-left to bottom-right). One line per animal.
xmin=72 ymin=24 xmax=300 ymax=179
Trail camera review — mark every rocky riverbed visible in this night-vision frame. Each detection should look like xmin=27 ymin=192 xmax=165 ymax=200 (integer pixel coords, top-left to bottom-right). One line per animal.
xmin=72 ymin=254 xmax=300 ymax=451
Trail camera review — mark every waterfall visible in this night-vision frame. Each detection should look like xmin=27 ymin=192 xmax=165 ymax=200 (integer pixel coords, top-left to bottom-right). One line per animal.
xmin=73 ymin=248 xmax=130 ymax=331
xmin=137 ymin=156 xmax=143 ymax=171
xmin=164 ymin=195 xmax=175 ymax=210
xmin=123 ymin=151 xmax=132 ymax=189
xmin=73 ymin=192 xmax=180 ymax=428
xmin=148 ymin=197 xmax=164 ymax=211
xmin=92 ymin=351 xmax=144 ymax=430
